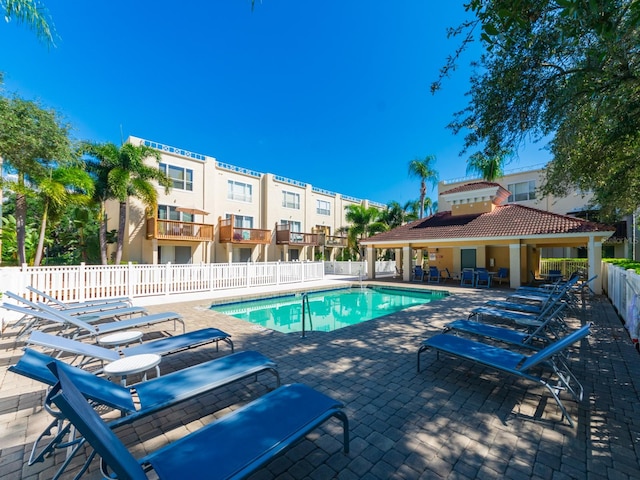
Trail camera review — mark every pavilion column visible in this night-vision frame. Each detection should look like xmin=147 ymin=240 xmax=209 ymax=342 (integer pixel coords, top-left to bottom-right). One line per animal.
xmin=366 ymin=246 xmax=375 ymax=280
xmin=509 ymin=243 xmax=521 ymax=289
xmin=402 ymin=246 xmax=412 ymax=282
xmin=588 ymin=237 xmax=603 ymax=294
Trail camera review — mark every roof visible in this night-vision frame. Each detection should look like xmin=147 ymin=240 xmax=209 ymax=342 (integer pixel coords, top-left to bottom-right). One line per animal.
xmin=362 ymin=204 xmax=615 ymax=244
xmin=439 ymin=181 xmax=506 ymax=196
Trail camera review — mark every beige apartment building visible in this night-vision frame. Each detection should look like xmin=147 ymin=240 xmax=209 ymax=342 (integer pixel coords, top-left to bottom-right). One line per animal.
xmin=438 ymin=165 xmax=631 ymax=259
xmin=108 ymin=136 xmax=385 ymax=264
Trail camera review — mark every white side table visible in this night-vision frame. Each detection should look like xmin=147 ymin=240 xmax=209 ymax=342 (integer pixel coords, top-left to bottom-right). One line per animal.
xmin=98 ymin=330 xmax=143 ymax=350
xmin=103 ymin=354 xmax=161 ymax=386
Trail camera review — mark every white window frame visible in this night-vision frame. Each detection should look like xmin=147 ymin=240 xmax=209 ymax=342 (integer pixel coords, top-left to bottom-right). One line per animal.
xmin=227 ymin=180 xmax=253 ymax=202
xmin=316 ymin=199 xmax=331 ymax=216
xmin=226 ymin=213 xmax=254 ymax=229
xmin=507 ymin=180 xmax=536 ymax=202
xmin=160 ymin=163 xmax=193 ymax=191
xmin=158 ymin=205 xmax=193 ymax=222
xmin=282 ymin=191 xmax=300 ymax=209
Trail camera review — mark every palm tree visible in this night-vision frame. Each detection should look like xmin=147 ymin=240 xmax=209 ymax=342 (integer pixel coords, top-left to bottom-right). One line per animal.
xmin=403 ymin=200 xmax=420 ymax=222
xmin=2 ymin=0 xmax=56 ymax=45
xmin=408 ymin=156 xmax=439 ymax=219
xmin=83 ymin=142 xmax=171 ymax=265
xmin=344 ymin=204 xmax=387 ymax=259
xmin=381 ymin=201 xmax=405 ymax=229
xmin=33 ymin=164 xmax=95 ymax=266
xmin=0 ymin=97 xmax=72 ymax=264
xmin=466 ymin=149 xmax=511 ymax=181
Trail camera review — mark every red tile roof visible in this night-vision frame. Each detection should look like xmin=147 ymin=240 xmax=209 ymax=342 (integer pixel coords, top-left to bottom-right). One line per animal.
xmin=362 ymin=204 xmax=615 ymax=243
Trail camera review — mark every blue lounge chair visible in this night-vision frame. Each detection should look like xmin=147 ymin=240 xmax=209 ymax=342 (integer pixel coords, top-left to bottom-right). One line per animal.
xmin=26 ymin=285 xmax=133 ymax=312
xmin=417 ymin=324 xmax=591 ymax=427
xmin=27 ymin=329 xmax=234 ymax=368
xmin=9 ymin=348 xmax=280 ymax=478
xmin=47 ymin=364 xmax=349 ymax=480
xmin=427 ymin=266 xmax=440 ymax=283
xmin=496 ymin=267 xmax=509 ymax=285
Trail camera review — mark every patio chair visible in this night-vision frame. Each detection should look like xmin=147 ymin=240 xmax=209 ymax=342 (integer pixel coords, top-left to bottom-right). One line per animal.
xmin=442 ymin=268 xmax=456 ymax=283
xmin=475 ymin=269 xmax=491 ymax=288
xmin=443 ymin=303 xmax=569 ymax=349
xmin=9 ymin=348 xmax=280 ymax=477
xmin=496 ymin=267 xmax=509 ymax=285
xmin=417 ymin=323 xmax=591 ymax=427
xmin=412 ymin=266 xmax=424 ymax=282
xmin=27 ymin=328 xmax=234 ymax=369
xmin=548 ymin=269 xmax=563 ymax=283
xmin=460 ymin=269 xmax=474 ymax=287
xmin=427 ymin=266 xmax=440 ymax=283
xmin=26 ymin=285 xmax=133 ymax=313
xmin=2 ymin=300 xmax=184 ymax=339
xmin=48 ymin=363 xmax=349 ymax=480
xmin=3 ymin=290 xmax=146 ymax=321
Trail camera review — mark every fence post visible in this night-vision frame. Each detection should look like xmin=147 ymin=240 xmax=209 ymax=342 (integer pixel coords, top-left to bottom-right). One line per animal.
xmin=165 ymin=262 xmax=172 ymax=296
xmin=127 ymin=262 xmax=134 ymax=299
xmin=79 ymin=262 xmax=86 ymax=302
xmin=276 ymin=262 xmax=280 ymax=285
xmin=209 ymin=263 xmax=215 ymax=292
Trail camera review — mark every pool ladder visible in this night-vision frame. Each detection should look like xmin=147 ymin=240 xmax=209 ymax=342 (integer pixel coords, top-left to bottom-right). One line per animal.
xmin=301 ymin=292 xmax=313 ymax=338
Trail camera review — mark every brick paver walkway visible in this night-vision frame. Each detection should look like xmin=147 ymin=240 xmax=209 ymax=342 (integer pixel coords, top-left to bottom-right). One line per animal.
xmin=0 ymin=280 xmax=638 ymax=479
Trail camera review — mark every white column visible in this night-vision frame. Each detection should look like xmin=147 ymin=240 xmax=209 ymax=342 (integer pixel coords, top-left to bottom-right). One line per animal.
xmin=366 ymin=246 xmax=375 ymax=279
xmin=403 ymin=246 xmax=412 ymax=282
xmin=588 ymin=237 xmax=603 ymax=294
xmin=509 ymin=243 xmax=521 ymax=289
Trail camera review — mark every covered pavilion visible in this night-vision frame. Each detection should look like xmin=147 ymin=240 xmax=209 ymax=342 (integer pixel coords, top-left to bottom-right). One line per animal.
xmin=361 ymin=182 xmax=616 ymax=294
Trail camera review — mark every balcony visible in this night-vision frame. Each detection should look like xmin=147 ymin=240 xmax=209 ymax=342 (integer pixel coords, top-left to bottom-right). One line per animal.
xmin=276 ymin=224 xmax=320 ymax=246
xmin=146 ymin=218 xmax=214 ymax=242
xmin=219 ymin=217 xmax=272 ymax=244
xmin=323 ymin=235 xmax=348 ymax=247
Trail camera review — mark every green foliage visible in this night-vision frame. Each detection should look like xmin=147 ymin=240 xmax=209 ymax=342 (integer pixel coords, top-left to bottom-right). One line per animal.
xmin=408 ymin=156 xmax=438 ymax=219
xmin=439 ymin=0 xmax=640 ymax=218
xmin=2 ymin=0 xmax=57 ymax=46
xmin=604 ymin=258 xmax=640 ymax=274
xmin=1 ymin=214 xmax=38 ymax=265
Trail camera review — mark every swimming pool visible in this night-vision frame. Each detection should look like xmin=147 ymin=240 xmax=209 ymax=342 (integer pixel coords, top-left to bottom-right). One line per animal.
xmin=211 ymin=286 xmax=448 ymax=333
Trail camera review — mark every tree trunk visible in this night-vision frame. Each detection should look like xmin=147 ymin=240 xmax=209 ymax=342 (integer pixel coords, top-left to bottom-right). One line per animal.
xmin=99 ymin=204 xmax=108 ymax=265
xmin=15 ymin=190 xmax=27 ymax=265
xmin=33 ymin=202 xmax=49 ymax=266
xmin=114 ymin=201 xmax=127 ymax=265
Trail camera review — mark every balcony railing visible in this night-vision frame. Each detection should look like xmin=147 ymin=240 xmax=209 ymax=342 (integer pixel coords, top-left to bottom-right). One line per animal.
xmin=219 ymin=217 xmax=272 ymax=244
xmin=146 ymin=218 xmax=214 ymax=241
xmin=323 ymin=235 xmax=348 ymax=247
xmin=276 ymin=224 xmax=320 ymax=246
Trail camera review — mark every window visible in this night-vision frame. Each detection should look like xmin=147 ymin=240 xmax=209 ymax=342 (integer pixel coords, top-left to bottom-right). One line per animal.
xmin=160 ymin=163 xmax=193 ymax=191
xmin=316 ymin=199 xmax=331 ymax=216
xmin=281 ymin=220 xmax=301 ymax=232
xmin=282 ymin=191 xmax=300 ymax=209
xmin=226 ymin=214 xmax=254 ymax=229
xmin=507 ymin=181 xmax=536 ymax=202
xmin=228 ymin=180 xmax=252 ymax=202
xmin=158 ymin=205 xmax=193 ymax=222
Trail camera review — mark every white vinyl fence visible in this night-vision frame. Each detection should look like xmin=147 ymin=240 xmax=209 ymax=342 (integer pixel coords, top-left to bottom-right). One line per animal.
xmin=323 ymin=260 xmax=396 ymax=276
xmin=602 ymin=262 xmax=640 ymax=344
xmin=0 ymin=261 xmax=325 ymax=303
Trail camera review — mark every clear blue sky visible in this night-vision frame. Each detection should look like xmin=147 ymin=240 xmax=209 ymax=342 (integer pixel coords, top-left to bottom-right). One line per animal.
xmin=1 ymin=1 xmax=549 ymax=206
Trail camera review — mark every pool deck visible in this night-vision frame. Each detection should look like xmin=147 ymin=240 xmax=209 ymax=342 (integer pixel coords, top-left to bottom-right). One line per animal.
xmin=1 ymin=277 xmax=639 ymax=479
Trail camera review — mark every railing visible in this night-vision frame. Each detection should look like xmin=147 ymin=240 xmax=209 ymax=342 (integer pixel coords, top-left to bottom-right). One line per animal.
xmin=323 ymin=235 xmax=348 ymax=247
xmin=218 ymin=218 xmax=271 ymax=244
xmin=146 ymin=218 xmax=214 ymax=241
xmin=539 ymin=258 xmax=589 ymax=278
xmin=602 ymin=262 xmax=640 ymax=344
xmin=0 ymin=262 xmax=325 ymax=305
xmin=275 ymin=225 xmax=320 ymax=246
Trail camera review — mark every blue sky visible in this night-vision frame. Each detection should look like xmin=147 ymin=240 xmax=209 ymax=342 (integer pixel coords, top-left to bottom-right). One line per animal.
xmin=1 ymin=1 xmax=550 ymax=206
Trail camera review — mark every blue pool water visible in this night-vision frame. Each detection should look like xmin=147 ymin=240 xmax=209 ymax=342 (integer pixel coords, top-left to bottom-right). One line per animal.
xmin=211 ymin=286 xmax=448 ymax=333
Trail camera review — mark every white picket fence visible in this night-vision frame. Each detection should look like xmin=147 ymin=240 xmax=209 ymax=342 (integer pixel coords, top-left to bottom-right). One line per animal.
xmin=0 ymin=261 xmax=325 ymax=303
xmin=602 ymin=262 xmax=640 ymax=344
xmin=323 ymin=260 xmax=396 ymax=276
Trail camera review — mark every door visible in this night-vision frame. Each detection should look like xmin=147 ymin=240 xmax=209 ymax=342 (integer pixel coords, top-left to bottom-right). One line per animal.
xmin=461 ymin=249 xmax=476 ymax=270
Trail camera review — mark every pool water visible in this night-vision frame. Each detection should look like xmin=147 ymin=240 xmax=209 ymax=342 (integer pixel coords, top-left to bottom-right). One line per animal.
xmin=211 ymin=286 xmax=448 ymax=333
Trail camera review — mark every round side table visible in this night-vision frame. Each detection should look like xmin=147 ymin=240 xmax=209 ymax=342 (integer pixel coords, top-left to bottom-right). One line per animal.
xmin=103 ymin=354 xmax=161 ymax=386
xmin=98 ymin=331 xmax=143 ymax=350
